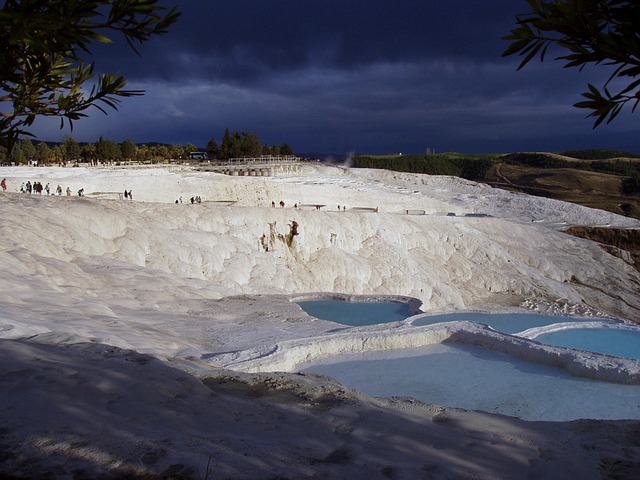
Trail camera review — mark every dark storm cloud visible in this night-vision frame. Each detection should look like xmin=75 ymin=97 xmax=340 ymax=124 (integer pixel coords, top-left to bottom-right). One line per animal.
xmin=31 ymin=0 xmax=640 ymax=154
xmin=98 ymin=0 xmax=517 ymax=83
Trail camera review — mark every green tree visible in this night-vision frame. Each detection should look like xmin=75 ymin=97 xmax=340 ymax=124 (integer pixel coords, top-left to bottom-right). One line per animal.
xmin=184 ymin=143 xmax=198 ymax=157
xmin=20 ymin=138 xmax=36 ymax=162
xmin=220 ymin=128 xmax=233 ymax=160
xmin=62 ymin=135 xmax=81 ymax=162
xmin=231 ymin=131 xmax=243 ymax=158
xmin=207 ymin=138 xmax=219 ymax=158
xmin=9 ymin=142 xmax=25 ymax=164
xmin=280 ymin=143 xmax=293 ymax=156
xmin=95 ymin=136 xmax=121 ymax=162
xmin=51 ymin=144 xmax=64 ymax=164
xmin=262 ymin=145 xmax=276 ymax=156
xmin=239 ymin=132 xmax=262 ymax=158
xmin=503 ymin=0 xmax=640 ymax=127
xmin=167 ymin=144 xmax=183 ymax=160
xmin=82 ymin=143 xmax=97 ymax=164
xmin=135 ymin=144 xmax=152 ymax=162
xmin=121 ymin=139 xmax=137 ymax=160
xmin=152 ymin=144 xmax=170 ymax=161
xmin=0 ymin=1 xmax=180 ymax=151
xmin=35 ymin=141 xmax=52 ymax=165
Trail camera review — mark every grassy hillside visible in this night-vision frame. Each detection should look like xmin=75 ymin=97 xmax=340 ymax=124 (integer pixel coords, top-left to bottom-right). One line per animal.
xmin=485 ymin=163 xmax=640 ymax=219
xmin=353 ymin=150 xmax=640 ymax=220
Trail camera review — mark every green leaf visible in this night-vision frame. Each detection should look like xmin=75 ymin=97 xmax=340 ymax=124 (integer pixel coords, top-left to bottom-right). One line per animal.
xmin=0 ymin=0 xmax=180 ymax=148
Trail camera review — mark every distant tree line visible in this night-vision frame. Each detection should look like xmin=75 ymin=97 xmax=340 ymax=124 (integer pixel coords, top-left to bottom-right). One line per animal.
xmin=352 ymin=154 xmax=496 ymax=181
xmin=0 ymin=136 xmax=198 ymax=165
xmin=560 ymin=149 xmax=640 ymax=160
xmin=0 ymin=129 xmax=294 ymax=165
xmin=206 ymin=128 xmax=293 ymax=160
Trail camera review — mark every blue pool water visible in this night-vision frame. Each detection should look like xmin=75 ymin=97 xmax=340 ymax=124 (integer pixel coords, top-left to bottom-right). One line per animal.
xmin=297 ymin=300 xmax=639 ymax=359
xmin=300 ymin=344 xmax=640 ymax=421
xmin=411 ymin=312 xmax=603 ymax=334
xmin=296 ymin=300 xmax=410 ymax=326
xmin=534 ymin=328 xmax=640 ymax=360
xmin=293 ymin=301 xmax=640 ymax=420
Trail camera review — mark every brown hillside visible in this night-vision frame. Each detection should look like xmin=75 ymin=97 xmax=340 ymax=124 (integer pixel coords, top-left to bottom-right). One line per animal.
xmin=485 ymin=163 xmax=640 ymax=220
xmin=484 ymin=163 xmax=640 ymax=275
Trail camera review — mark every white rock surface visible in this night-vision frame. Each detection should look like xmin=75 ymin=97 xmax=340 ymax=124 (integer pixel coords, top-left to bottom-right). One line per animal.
xmin=1 ymin=164 xmax=640 ymax=479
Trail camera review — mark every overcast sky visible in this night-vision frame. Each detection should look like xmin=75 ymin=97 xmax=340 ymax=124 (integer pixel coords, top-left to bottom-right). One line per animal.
xmin=28 ymin=0 xmax=640 ymax=155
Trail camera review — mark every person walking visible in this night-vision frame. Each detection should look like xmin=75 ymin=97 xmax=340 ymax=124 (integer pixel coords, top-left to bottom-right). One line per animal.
xmin=1 ymin=178 xmax=6 ymax=191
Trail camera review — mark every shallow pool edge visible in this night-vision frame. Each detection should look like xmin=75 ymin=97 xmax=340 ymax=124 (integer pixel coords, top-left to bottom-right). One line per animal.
xmin=290 ymin=292 xmax=424 ymax=317
xmin=211 ymin=321 xmax=640 ymax=385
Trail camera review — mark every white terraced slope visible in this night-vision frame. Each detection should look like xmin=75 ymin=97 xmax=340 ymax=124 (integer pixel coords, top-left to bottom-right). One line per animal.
xmin=2 ymin=163 xmax=640 ymax=479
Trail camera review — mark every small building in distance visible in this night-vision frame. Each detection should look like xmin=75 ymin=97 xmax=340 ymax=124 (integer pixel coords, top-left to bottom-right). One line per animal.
xmin=188 ymin=151 xmax=208 ymax=160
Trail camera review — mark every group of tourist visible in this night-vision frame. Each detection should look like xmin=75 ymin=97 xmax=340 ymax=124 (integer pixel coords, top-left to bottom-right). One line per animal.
xmin=1 ymin=179 xmax=132 ymax=199
xmin=8 ymin=179 xmax=77 ymax=197
xmin=20 ymin=180 xmax=49 ymax=194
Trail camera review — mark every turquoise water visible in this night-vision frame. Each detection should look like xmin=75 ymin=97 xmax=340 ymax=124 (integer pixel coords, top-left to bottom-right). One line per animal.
xmin=296 ymin=301 xmax=640 ymax=359
xmin=535 ymin=328 xmax=640 ymax=360
xmin=411 ymin=312 xmax=603 ymax=334
xmin=300 ymin=344 xmax=640 ymax=421
xmin=294 ymin=302 xmax=640 ymax=419
xmin=296 ymin=300 xmax=410 ymax=326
